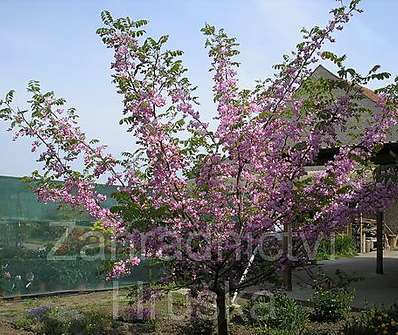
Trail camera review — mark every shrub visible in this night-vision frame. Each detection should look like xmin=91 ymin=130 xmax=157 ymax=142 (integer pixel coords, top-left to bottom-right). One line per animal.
xmin=14 ymin=317 xmax=38 ymax=332
xmin=343 ymin=305 xmax=398 ymax=335
xmin=178 ymin=316 xmax=214 ymax=335
xmin=27 ymin=304 xmax=53 ymax=321
xmin=302 ymin=329 xmax=340 ymax=335
xmin=78 ymin=310 xmax=114 ymax=335
xmin=335 ymin=235 xmax=357 ymax=257
xmin=120 ymin=306 xmax=153 ymax=323
xmin=317 ymin=234 xmax=357 ymax=260
xmin=253 ymin=329 xmax=291 ymax=335
xmin=39 ymin=307 xmax=71 ymax=335
xmin=16 ymin=305 xmax=114 ymax=335
xmin=242 ymin=293 xmax=308 ymax=334
xmin=177 ymin=293 xmax=215 ymax=335
xmin=311 ymin=287 xmax=354 ymax=322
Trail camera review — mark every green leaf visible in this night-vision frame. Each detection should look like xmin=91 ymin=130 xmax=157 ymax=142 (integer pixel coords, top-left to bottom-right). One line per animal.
xmin=135 ymin=19 xmax=148 ymax=28
xmin=158 ymin=35 xmax=169 ymax=45
xmin=5 ymin=90 xmax=15 ymax=104
xmin=101 ymin=10 xmax=113 ymax=25
xmin=368 ymin=64 xmax=381 ymax=74
xmin=200 ymin=23 xmax=215 ymax=36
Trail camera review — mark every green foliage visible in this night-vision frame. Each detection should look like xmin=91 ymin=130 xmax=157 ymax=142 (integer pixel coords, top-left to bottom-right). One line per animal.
xmin=311 ymin=287 xmax=354 ymax=322
xmin=14 ymin=316 xmax=38 ymax=332
xmin=77 ymin=310 xmax=115 ymax=335
xmin=0 ymin=90 xmax=15 ymax=120
xmin=4 ymin=89 xmax=15 ymax=104
xmin=242 ymin=294 xmax=308 ymax=334
xmin=111 ymin=190 xmax=173 ymax=231
xmin=343 ymin=305 xmax=398 ymax=335
xmin=16 ymin=306 xmax=115 ymax=335
xmin=334 ymin=235 xmax=357 ymax=257
xmin=178 ymin=316 xmax=214 ymax=335
xmin=376 ymin=75 xmax=398 ymax=109
xmin=301 ymin=328 xmax=341 ymax=335
xmin=317 ymin=234 xmax=357 ymax=260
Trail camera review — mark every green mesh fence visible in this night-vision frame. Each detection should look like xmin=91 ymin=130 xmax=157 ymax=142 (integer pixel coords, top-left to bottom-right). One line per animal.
xmin=0 ymin=176 xmax=160 ymax=297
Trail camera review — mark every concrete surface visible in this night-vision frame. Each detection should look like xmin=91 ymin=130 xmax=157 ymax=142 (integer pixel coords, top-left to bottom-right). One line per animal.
xmin=244 ymin=251 xmax=398 ymax=308
xmin=289 ymin=251 xmax=398 ymax=308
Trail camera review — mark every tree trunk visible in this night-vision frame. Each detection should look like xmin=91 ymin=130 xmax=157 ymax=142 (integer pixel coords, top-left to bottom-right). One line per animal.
xmin=283 ymin=222 xmax=293 ymax=291
xmin=376 ymin=211 xmax=384 ymax=274
xmin=216 ymin=290 xmax=228 ymax=335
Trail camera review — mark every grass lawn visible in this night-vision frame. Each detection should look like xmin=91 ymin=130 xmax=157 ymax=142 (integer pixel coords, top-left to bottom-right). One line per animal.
xmin=0 ymin=288 xmax=394 ymax=335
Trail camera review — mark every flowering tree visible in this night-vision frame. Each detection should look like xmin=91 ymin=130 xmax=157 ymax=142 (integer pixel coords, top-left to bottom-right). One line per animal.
xmin=1 ymin=0 xmax=398 ymax=333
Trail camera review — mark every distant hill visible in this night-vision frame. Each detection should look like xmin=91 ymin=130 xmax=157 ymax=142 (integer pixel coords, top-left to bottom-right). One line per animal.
xmin=0 ymin=175 xmax=116 ymax=223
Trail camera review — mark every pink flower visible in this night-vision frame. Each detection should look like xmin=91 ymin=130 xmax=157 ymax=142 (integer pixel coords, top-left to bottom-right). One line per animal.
xmin=153 ymin=94 xmax=166 ymax=107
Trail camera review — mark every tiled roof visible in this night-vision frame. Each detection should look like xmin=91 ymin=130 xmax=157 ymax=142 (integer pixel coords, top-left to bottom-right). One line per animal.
xmin=360 ymin=86 xmax=379 ymax=103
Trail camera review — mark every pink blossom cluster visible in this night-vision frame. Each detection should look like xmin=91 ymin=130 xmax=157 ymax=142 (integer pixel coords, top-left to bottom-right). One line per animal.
xmin=107 ymin=257 xmax=141 ymax=280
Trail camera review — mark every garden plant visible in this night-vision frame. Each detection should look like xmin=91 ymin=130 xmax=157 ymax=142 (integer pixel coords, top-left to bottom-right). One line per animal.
xmin=1 ymin=0 xmax=398 ymax=334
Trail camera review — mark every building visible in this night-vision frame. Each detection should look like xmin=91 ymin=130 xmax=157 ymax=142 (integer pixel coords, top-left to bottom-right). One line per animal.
xmin=309 ymin=65 xmax=398 ymax=272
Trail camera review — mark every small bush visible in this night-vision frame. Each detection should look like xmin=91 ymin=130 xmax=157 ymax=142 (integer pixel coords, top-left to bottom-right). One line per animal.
xmin=14 ymin=317 xmax=37 ymax=332
xmin=178 ymin=316 xmax=214 ymax=335
xmin=311 ymin=287 xmax=354 ymax=322
xmin=302 ymin=329 xmax=340 ymax=335
xmin=242 ymin=293 xmax=308 ymax=334
xmin=253 ymin=329 xmax=291 ymax=335
xmin=16 ymin=305 xmax=114 ymax=335
xmin=37 ymin=307 xmax=69 ymax=335
xmin=317 ymin=234 xmax=357 ymax=260
xmin=335 ymin=235 xmax=357 ymax=257
xmin=79 ymin=310 xmax=114 ymax=335
xmin=120 ymin=306 xmax=153 ymax=323
xmin=27 ymin=304 xmax=53 ymax=321
xmin=343 ymin=304 xmax=398 ymax=335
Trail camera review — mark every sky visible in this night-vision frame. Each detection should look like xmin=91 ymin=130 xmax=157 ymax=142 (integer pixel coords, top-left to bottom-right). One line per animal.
xmin=0 ymin=0 xmax=397 ymax=177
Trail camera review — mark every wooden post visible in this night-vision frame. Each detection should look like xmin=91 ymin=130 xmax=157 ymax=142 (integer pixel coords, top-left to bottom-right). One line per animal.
xmin=283 ymin=261 xmax=293 ymax=291
xmin=347 ymin=221 xmax=352 ymax=237
xmin=376 ymin=211 xmax=384 ymax=275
